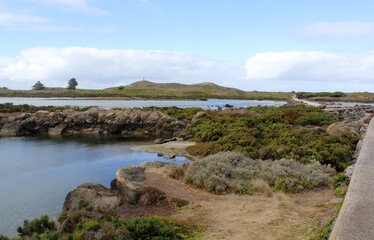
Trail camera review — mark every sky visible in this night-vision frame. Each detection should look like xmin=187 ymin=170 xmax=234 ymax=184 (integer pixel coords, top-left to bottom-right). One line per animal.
xmin=1 ymin=0 xmax=374 ymax=91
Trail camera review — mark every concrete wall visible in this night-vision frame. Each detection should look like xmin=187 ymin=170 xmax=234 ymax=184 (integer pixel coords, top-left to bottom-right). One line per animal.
xmin=330 ymin=119 xmax=374 ymax=239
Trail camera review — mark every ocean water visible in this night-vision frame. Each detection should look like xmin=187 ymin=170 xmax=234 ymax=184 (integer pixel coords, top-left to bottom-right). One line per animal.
xmin=0 ymin=135 xmax=187 ymax=237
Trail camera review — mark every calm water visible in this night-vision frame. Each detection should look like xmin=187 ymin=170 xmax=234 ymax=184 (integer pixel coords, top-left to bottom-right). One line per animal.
xmin=0 ymin=98 xmax=286 ymax=108
xmin=0 ymin=136 xmax=187 ymax=237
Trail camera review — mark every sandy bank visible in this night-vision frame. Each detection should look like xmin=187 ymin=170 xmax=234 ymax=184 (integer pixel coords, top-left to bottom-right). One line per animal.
xmin=131 ymin=141 xmax=197 ymax=160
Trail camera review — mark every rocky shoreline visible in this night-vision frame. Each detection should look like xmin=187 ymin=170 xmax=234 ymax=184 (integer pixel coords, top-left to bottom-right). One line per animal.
xmin=0 ymin=108 xmax=187 ymax=138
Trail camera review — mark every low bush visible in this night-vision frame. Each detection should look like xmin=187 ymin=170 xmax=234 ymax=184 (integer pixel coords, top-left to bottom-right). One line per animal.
xmin=17 ymin=215 xmax=56 ymax=237
xmin=332 ymin=173 xmax=350 ymax=197
xmin=76 ymin=219 xmax=101 ymax=232
xmin=125 ymin=216 xmax=176 ymax=240
xmin=187 ymin=106 xmax=358 ymax=171
xmin=171 ymin=197 xmax=189 ymax=208
xmin=185 ymin=152 xmax=332 ymax=194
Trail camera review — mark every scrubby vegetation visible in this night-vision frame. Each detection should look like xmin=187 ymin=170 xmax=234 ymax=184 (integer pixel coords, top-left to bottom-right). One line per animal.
xmin=332 ymin=173 xmax=350 ymax=197
xmin=0 ymin=103 xmax=90 ymax=113
xmin=3 ymin=197 xmax=202 ymax=240
xmin=187 ymin=105 xmax=358 ymax=171
xmin=296 ymin=91 xmax=346 ymax=99
xmin=184 ymin=152 xmax=333 ymax=194
xmin=137 ymin=106 xmax=203 ymax=121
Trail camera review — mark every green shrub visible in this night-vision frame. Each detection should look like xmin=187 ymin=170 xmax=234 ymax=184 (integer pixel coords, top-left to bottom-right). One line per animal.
xmin=76 ymin=219 xmax=102 ymax=231
xmin=17 ymin=215 xmax=56 ymax=237
xmin=125 ymin=216 xmax=176 ymax=240
xmin=187 ymin=106 xmax=358 ymax=171
xmin=185 ymin=152 xmax=332 ymax=194
xmin=78 ymin=199 xmax=90 ymax=209
xmin=171 ymin=197 xmax=189 ymax=208
xmin=332 ymin=173 xmax=350 ymax=196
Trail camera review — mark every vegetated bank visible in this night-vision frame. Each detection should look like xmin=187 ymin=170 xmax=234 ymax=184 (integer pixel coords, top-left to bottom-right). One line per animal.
xmin=0 ymin=80 xmax=292 ymax=100
xmin=1 ymin=102 xmax=373 ymax=239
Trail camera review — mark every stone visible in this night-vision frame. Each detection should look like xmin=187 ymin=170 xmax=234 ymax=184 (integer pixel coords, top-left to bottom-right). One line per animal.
xmin=48 ymin=124 xmax=68 ymax=135
xmin=62 ymin=183 xmax=122 ymax=212
xmin=35 ymin=110 xmax=49 ymax=118
xmin=0 ymin=120 xmax=22 ymax=136
xmin=114 ymin=166 xmax=146 ymax=204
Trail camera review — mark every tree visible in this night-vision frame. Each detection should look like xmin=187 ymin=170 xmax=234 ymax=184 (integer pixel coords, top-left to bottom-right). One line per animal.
xmin=67 ymin=78 xmax=78 ymax=90
xmin=32 ymin=81 xmax=45 ymax=90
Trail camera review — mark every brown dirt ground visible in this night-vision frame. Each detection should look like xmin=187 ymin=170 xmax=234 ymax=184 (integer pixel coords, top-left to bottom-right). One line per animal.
xmin=139 ymin=166 xmax=339 ymax=240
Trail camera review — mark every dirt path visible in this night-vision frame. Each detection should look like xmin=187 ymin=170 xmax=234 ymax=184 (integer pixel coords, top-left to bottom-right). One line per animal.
xmin=144 ymin=167 xmax=339 ymax=240
xmin=131 ymin=141 xmax=198 ymax=160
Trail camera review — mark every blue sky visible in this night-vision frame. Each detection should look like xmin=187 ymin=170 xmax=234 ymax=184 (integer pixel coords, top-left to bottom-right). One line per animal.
xmin=1 ymin=0 xmax=374 ymax=91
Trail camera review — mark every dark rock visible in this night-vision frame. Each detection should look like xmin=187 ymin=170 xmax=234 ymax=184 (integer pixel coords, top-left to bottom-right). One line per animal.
xmin=63 ymin=183 xmax=121 ymax=212
xmin=48 ymin=124 xmax=68 ymax=135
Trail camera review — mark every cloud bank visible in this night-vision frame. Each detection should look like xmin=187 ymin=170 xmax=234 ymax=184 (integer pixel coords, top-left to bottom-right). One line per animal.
xmin=245 ymin=51 xmax=374 ymax=91
xmin=1 ymin=47 xmax=374 ymax=92
xmin=0 ymin=47 xmax=245 ymax=89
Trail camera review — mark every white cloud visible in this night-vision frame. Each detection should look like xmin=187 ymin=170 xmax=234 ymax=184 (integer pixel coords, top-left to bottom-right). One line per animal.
xmin=296 ymin=21 xmax=374 ymax=40
xmin=2 ymin=47 xmax=374 ymax=92
xmin=0 ymin=9 xmax=47 ymax=26
xmin=245 ymin=51 xmax=374 ymax=91
xmin=28 ymin=0 xmax=105 ymax=14
xmin=0 ymin=47 xmax=245 ymax=90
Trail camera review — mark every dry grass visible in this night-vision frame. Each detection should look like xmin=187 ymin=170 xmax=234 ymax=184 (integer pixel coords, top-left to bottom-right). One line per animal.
xmin=138 ymin=186 xmax=166 ymax=206
xmin=253 ymin=179 xmax=272 ymax=197
xmin=144 ymin=166 xmax=338 ymax=240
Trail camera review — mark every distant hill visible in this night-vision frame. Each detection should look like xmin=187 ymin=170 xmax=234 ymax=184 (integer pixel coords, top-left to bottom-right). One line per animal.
xmin=0 ymin=80 xmax=292 ymax=100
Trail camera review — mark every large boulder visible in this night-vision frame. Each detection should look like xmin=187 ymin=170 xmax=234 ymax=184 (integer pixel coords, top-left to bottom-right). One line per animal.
xmin=114 ymin=166 xmax=146 ymax=204
xmin=0 ymin=119 xmax=23 ymax=136
xmin=48 ymin=124 xmax=68 ymax=135
xmin=63 ymin=183 xmax=121 ymax=212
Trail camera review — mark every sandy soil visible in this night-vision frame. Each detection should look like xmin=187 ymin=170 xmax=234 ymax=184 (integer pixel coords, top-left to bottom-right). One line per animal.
xmin=143 ymin=167 xmax=339 ymax=240
xmin=131 ymin=141 xmax=198 ymax=160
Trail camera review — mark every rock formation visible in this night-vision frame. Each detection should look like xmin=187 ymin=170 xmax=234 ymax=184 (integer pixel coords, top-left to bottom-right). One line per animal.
xmin=0 ymin=108 xmax=187 ymax=138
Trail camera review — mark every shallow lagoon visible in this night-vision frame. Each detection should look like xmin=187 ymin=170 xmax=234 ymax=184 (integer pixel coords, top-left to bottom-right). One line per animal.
xmin=0 ymin=136 xmax=187 ymax=237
